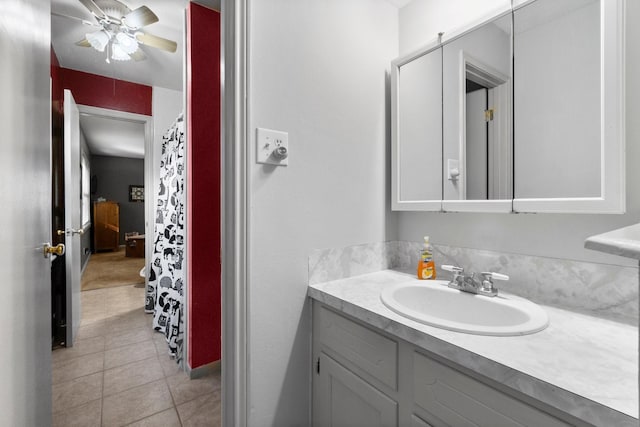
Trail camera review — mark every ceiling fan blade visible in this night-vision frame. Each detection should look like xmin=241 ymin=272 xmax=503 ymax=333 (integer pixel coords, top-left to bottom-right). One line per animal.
xmin=123 ymin=6 xmax=158 ymax=29
xmin=51 ymin=11 xmax=100 ymax=27
xmin=136 ymin=33 xmax=177 ymax=53
xmin=129 ymin=49 xmax=147 ymax=62
xmin=75 ymin=38 xmax=92 ymax=47
xmin=79 ymin=0 xmax=107 ymax=18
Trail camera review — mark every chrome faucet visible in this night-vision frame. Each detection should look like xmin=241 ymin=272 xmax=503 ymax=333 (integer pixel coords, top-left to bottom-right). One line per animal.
xmin=441 ymin=265 xmax=509 ymax=297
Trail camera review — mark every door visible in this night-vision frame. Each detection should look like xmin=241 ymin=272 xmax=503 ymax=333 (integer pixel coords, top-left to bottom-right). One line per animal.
xmin=63 ymin=89 xmax=82 ymax=347
xmin=314 ymin=353 xmax=398 ymax=427
xmin=0 ymin=0 xmax=52 ymax=425
xmin=465 ymin=88 xmax=488 ymax=200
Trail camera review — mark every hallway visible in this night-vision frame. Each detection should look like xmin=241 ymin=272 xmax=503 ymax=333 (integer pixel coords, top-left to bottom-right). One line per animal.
xmin=52 ymin=283 xmax=221 ymax=426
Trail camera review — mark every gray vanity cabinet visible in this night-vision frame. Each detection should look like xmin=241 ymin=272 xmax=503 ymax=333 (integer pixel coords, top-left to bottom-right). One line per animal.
xmin=315 ymin=353 xmax=398 ymax=427
xmin=312 ymin=301 xmax=574 ymax=427
xmin=313 ymin=303 xmax=399 ymax=427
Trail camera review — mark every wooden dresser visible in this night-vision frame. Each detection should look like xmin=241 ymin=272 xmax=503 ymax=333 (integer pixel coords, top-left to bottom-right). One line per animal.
xmin=93 ymin=201 xmax=119 ymax=252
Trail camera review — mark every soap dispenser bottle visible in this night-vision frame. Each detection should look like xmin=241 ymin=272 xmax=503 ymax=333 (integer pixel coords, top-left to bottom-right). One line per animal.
xmin=417 ymin=236 xmax=436 ymax=280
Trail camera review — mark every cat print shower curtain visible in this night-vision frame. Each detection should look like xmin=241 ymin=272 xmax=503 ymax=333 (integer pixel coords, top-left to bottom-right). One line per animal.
xmin=146 ymin=115 xmax=185 ymax=364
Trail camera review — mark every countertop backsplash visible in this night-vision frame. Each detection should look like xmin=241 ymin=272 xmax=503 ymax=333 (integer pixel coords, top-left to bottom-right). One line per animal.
xmin=309 ymin=241 xmax=639 ymax=323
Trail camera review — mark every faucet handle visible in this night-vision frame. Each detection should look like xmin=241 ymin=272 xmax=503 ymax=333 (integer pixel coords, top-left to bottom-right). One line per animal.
xmin=480 ymin=272 xmax=509 ymax=281
xmin=442 ymin=265 xmax=464 ymax=273
xmin=479 ymin=272 xmax=509 ymax=296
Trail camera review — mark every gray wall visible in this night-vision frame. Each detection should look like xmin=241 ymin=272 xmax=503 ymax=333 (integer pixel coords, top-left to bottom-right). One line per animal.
xmin=90 ymin=155 xmax=145 ymax=246
xmin=247 ymin=0 xmax=398 ymax=424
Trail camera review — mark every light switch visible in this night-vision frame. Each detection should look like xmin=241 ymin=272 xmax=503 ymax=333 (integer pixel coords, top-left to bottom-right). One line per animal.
xmin=257 ymin=128 xmax=289 ymax=166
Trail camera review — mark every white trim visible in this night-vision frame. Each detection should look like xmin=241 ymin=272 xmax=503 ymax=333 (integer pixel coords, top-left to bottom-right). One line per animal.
xmin=182 ymin=7 xmax=190 ymax=372
xmin=442 ymin=199 xmax=512 ymax=213
xmin=222 ymin=0 xmax=249 ymax=425
xmin=513 ymin=0 xmax=626 ymax=214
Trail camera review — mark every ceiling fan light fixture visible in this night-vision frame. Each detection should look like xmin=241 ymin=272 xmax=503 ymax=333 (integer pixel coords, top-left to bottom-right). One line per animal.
xmin=115 ymin=31 xmax=138 ymax=54
xmin=111 ymin=42 xmax=131 ymax=61
xmin=86 ymin=30 xmax=110 ymax=52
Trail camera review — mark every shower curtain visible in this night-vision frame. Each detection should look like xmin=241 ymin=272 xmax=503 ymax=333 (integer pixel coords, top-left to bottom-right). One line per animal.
xmin=146 ymin=114 xmax=185 ymax=364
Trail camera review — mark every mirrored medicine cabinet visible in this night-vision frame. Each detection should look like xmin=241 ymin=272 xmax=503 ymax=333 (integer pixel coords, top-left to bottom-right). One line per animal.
xmin=391 ymin=0 xmax=625 ymax=214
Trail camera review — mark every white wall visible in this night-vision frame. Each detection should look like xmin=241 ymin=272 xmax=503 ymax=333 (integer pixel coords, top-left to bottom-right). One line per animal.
xmin=397 ymin=0 xmax=640 ymax=268
xmin=152 ymin=86 xmax=184 ymax=222
xmin=247 ymin=0 xmax=398 ymax=424
xmin=399 ymin=0 xmax=510 ymax=55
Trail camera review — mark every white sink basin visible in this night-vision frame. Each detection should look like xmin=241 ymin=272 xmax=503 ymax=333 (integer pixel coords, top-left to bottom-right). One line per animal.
xmin=380 ymin=281 xmax=549 ymax=336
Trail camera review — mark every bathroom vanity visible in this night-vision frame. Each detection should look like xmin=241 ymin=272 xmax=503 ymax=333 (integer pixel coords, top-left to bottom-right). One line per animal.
xmin=309 ymin=271 xmax=637 ymax=427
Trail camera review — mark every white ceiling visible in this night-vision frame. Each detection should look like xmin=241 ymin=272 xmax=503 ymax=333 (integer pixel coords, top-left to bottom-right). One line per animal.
xmin=51 ymin=0 xmax=188 ymax=91
xmin=80 ymin=113 xmax=146 ymax=158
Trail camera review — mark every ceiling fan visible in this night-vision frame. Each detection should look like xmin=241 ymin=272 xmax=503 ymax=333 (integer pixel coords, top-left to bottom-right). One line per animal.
xmin=54 ymin=0 xmax=178 ymax=63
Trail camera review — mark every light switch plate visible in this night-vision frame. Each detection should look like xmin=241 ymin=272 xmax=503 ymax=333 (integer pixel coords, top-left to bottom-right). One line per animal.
xmin=257 ymin=128 xmax=289 ymax=166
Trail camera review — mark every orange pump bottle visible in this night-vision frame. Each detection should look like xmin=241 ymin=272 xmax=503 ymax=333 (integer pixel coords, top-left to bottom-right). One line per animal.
xmin=417 ymin=236 xmax=436 ymax=280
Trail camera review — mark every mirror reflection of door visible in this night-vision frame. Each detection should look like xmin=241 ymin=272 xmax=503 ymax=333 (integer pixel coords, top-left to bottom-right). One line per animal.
xmin=465 ymin=81 xmax=488 ymax=200
xmin=443 ymin=13 xmax=513 ymax=202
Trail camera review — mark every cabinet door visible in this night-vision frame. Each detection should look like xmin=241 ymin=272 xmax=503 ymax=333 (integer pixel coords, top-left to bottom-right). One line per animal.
xmin=314 ymin=352 xmax=398 ymax=427
xmin=413 ymin=352 xmax=570 ymax=427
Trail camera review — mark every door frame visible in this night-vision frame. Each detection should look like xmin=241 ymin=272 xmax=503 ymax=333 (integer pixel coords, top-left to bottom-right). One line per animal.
xmin=75 ymin=105 xmax=154 ymax=290
xmin=221 ymin=0 xmax=249 ymax=425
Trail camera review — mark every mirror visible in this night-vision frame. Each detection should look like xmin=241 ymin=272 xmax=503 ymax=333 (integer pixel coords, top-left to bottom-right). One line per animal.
xmin=512 ymin=0 xmax=624 ymax=213
xmin=391 ymin=0 xmax=624 ymax=214
xmin=392 ymin=45 xmax=443 ymax=211
xmin=442 ymin=13 xmax=512 ymax=210
xmin=515 ymin=0 xmax=599 ymax=199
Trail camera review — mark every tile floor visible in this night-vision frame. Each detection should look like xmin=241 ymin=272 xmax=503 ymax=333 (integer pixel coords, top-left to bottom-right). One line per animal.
xmin=52 ymin=283 xmax=221 ymax=426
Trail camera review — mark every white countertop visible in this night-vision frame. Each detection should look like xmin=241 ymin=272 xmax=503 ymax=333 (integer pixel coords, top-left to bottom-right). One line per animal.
xmin=308 ymin=270 xmax=638 ymax=426
xmin=585 ymin=223 xmax=640 ymax=260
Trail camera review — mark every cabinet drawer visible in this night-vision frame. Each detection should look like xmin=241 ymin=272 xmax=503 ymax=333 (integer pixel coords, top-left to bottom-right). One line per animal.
xmin=413 ymin=352 xmax=570 ymax=427
xmin=315 ymin=304 xmax=398 ymax=390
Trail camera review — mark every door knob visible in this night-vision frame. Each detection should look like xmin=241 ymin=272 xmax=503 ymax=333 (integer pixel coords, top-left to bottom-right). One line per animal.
xmin=57 ymin=228 xmax=84 ymax=236
xmin=43 ymin=243 xmax=65 ymax=258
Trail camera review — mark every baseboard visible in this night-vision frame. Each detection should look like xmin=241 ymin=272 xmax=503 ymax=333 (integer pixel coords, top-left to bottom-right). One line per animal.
xmin=81 ymin=253 xmax=91 ymax=275
xmin=187 ymin=359 xmax=221 ymax=379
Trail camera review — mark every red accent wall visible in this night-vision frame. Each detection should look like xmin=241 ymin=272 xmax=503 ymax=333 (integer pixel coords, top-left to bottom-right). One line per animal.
xmin=59 ymin=68 xmax=152 ymax=116
xmin=187 ymin=3 xmax=221 ymax=368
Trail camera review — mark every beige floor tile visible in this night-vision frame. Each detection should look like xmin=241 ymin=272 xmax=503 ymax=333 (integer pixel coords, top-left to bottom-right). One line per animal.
xmin=176 ymin=391 xmax=221 ymax=427
xmin=107 ymin=309 xmax=150 ymax=332
xmin=158 ymin=352 xmax=183 ymax=377
xmin=76 ymin=321 xmax=110 ymax=340
xmin=126 ymin=408 xmax=181 ymax=427
xmin=52 ymin=372 xmax=103 ymax=414
xmin=108 ymin=302 xmax=146 ymax=317
xmin=104 ymin=340 xmax=158 ymax=370
xmin=80 ymin=309 xmax=110 ymax=325
xmin=81 ymin=301 xmax=106 ymax=314
xmin=52 ymin=352 xmax=104 ymax=385
xmin=105 ymin=326 xmax=153 ymax=350
xmin=167 ymin=371 xmax=221 ymax=406
xmin=103 ymin=357 xmax=164 ymax=397
xmin=52 ymin=398 xmax=102 ymax=427
xmin=52 ymin=336 xmax=106 ymax=365
xmin=151 ymin=331 xmax=167 ymax=345
xmin=102 ymin=379 xmax=174 ymax=427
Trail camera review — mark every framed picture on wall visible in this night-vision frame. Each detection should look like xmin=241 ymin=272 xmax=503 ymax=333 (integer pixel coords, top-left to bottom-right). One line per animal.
xmin=129 ymin=185 xmax=144 ymax=202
